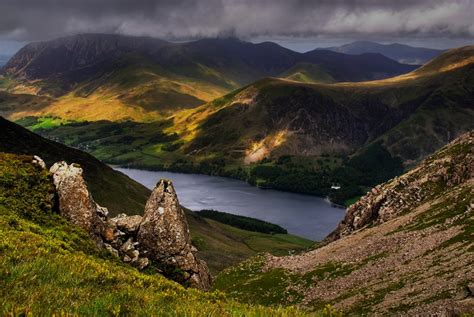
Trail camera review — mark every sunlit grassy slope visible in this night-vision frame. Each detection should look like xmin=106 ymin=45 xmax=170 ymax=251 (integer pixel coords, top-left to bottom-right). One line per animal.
xmin=1 ymin=54 xmax=235 ymax=122
xmin=0 ymin=153 xmax=319 ymax=316
xmin=279 ymin=63 xmax=336 ymax=84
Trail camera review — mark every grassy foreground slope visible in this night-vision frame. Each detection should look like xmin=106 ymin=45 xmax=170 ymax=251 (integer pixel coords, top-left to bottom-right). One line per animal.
xmin=0 ymin=153 xmax=317 ymax=316
xmin=214 ymin=132 xmax=474 ymax=315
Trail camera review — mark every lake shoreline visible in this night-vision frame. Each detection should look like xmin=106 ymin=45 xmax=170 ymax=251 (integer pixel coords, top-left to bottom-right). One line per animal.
xmin=114 ymin=163 xmax=349 ymax=208
xmin=114 ymin=167 xmax=346 ymax=240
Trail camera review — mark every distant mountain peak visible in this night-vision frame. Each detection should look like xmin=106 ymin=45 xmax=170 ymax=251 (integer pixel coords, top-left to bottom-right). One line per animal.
xmin=323 ymin=41 xmax=444 ymax=64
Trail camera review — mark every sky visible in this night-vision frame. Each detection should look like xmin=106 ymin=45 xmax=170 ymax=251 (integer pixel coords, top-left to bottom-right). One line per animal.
xmin=0 ymin=0 xmax=473 ymax=55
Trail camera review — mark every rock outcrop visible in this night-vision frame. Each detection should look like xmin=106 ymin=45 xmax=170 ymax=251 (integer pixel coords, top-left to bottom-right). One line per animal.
xmin=50 ymin=161 xmax=106 ymax=243
xmin=328 ymin=131 xmax=474 ymax=241
xmin=48 ymin=161 xmax=210 ymax=290
xmin=137 ymin=179 xmax=211 ymax=290
xmin=106 ymin=213 xmax=150 ymax=270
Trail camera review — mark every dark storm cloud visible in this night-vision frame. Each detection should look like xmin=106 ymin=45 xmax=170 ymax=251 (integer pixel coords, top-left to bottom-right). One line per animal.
xmin=0 ymin=0 xmax=473 ymax=41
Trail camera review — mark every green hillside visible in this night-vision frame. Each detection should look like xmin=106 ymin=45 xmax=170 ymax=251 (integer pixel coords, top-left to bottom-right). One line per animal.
xmin=0 ymin=153 xmax=316 ymax=316
xmin=0 ymin=116 xmax=150 ymax=215
xmin=279 ymin=63 xmax=335 ymax=83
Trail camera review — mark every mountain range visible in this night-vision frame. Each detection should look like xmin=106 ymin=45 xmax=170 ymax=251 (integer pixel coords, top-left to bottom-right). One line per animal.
xmin=0 ymin=34 xmax=416 ymax=121
xmin=16 ymin=43 xmax=473 ymax=205
xmin=323 ymin=41 xmax=445 ymax=64
xmin=0 ymin=35 xmax=472 ymax=204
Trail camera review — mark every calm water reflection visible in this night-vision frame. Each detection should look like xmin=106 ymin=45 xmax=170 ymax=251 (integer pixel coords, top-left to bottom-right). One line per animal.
xmin=115 ymin=168 xmax=346 ymax=240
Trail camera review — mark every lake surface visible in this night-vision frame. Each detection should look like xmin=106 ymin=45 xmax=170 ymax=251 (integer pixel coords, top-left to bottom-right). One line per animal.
xmin=115 ymin=168 xmax=346 ymax=240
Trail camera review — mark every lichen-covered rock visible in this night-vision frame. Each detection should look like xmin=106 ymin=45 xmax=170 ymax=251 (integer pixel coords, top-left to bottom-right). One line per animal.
xmin=48 ymin=163 xmax=210 ymax=289
xmin=110 ymin=214 xmax=142 ymax=234
xmin=49 ymin=161 xmax=105 ymax=242
xmin=137 ymin=179 xmax=211 ymax=290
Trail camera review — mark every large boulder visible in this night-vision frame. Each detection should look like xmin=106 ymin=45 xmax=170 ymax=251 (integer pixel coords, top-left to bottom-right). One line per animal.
xmin=137 ymin=179 xmax=211 ymax=290
xmin=49 ymin=161 xmax=106 ymax=243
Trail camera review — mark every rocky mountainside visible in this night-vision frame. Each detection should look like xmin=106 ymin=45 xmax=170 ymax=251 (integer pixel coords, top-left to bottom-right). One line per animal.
xmin=214 ymin=131 xmax=474 ymax=315
xmin=2 ymin=34 xmax=168 ymax=81
xmin=323 ymin=41 xmax=444 ymax=64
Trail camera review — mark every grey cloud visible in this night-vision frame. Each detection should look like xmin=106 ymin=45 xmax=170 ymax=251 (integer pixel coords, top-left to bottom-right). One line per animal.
xmin=0 ymin=0 xmax=473 ymax=42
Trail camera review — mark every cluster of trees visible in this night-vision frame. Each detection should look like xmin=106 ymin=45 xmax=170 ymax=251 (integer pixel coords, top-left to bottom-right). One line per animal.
xmin=196 ymin=209 xmax=287 ymax=234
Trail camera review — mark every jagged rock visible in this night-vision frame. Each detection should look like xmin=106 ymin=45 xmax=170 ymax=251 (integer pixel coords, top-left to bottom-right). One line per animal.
xmin=104 ymin=244 xmax=119 ymax=258
xmin=32 ymin=155 xmax=46 ymax=169
xmin=137 ymin=179 xmax=211 ymax=290
xmin=110 ymin=214 xmax=143 ymax=233
xmin=102 ymin=222 xmax=116 ymax=242
xmin=49 ymin=161 xmax=105 ymax=242
xmin=96 ymin=204 xmax=109 ymax=219
xmin=327 ymin=131 xmax=474 ymax=241
xmin=48 ymin=162 xmax=212 ymax=289
xmin=120 ymin=237 xmax=134 ymax=253
xmin=136 ymin=257 xmax=149 ymax=270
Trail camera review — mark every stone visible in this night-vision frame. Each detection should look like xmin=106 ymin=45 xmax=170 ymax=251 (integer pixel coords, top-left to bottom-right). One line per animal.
xmin=127 ymin=249 xmax=140 ymax=260
xmin=32 ymin=155 xmax=46 ymax=169
xmin=120 ymin=237 xmax=134 ymax=253
xmin=110 ymin=214 xmax=143 ymax=233
xmin=136 ymin=257 xmax=149 ymax=270
xmin=468 ymin=283 xmax=474 ymax=296
xmin=137 ymin=179 xmax=211 ymax=290
xmin=102 ymin=222 xmax=116 ymax=242
xmin=49 ymin=161 xmax=104 ymax=242
xmin=96 ymin=204 xmax=109 ymax=219
xmin=104 ymin=244 xmax=119 ymax=258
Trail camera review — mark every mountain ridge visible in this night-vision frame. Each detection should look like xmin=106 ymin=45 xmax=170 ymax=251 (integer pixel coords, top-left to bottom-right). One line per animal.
xmin=0 ymin=33 xmax=417 ymax=122
xmin=323 ymin=40 xmax=445 ymax=64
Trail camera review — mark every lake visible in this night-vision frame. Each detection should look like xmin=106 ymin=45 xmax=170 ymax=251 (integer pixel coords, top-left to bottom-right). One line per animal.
xmin=115 ymin=168 xmax=346 ymax=240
